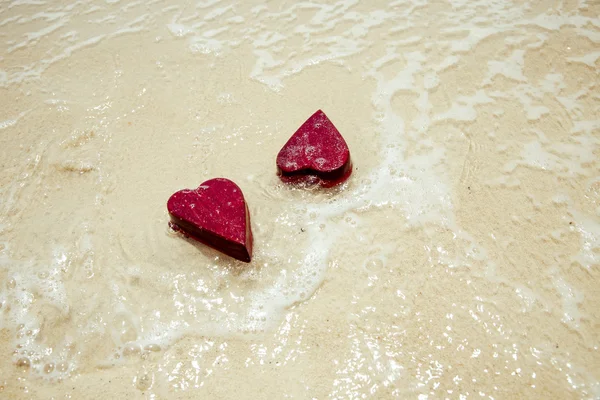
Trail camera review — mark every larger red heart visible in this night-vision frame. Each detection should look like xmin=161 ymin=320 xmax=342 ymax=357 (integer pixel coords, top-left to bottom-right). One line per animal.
xmin=167 ymin=178 xmax=253 ymax=262
xmin=276 ymin=110 xmax=352 ymax=187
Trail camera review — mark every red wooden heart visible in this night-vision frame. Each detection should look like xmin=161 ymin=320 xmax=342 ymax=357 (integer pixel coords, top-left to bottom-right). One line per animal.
xmin=167 ymin=178 xmax=253 ymax=262
xmin=276 ymin=110 xmax=352 ymax=187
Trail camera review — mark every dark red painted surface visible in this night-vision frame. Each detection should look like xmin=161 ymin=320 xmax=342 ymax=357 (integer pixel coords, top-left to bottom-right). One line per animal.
xmin=167 ymin=178 xmax=253 ymax=262
xmin=276 ymin=110 xmax=352 ymax=187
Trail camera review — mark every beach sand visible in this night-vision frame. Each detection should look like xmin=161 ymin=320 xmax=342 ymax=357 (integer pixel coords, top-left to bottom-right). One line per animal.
xmin=0 ymin=0 xmax=599 ymax=398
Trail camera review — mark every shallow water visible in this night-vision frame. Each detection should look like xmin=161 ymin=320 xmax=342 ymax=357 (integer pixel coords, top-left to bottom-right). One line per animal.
xmin=0 ymin=0 xmax=599 ymax=398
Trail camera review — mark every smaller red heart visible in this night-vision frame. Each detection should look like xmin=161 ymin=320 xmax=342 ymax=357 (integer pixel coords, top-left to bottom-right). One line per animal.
xmin=276 ymin=110 xmax=352 ymax=187
xmin=167 ymin=178 xmax=253 ymax=262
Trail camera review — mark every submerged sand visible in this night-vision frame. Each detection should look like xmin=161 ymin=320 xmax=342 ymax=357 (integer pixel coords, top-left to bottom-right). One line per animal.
xmin=0 ymin=0 xmax=599 ymax=398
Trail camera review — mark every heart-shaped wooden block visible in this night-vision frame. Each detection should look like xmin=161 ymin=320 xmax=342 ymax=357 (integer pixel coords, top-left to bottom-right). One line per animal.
xmin=167 ymin=178 xmax=253 ymax=262
xmin=276 ymin=110 xmax=352 ymax=187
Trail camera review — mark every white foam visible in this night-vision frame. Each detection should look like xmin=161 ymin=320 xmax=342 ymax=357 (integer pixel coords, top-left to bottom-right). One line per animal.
xmin=567 ymin=51 xmax=600 ymax=67
xmin=570 ymin=208 xmax=600 ymax=270
xmin=0 ymin=253 xmax=73 ymax=379
xmin=0 ymin=110 xmax=29 ymax=130
xmin=483 ymin=50 xmax=526 ymax=85
xmin=550 ymin=268 xmax=584 ymax=328
xmin=8 ymin=20 xmax=66 ymax=53
xmin=0 ymin=118 xmax=17 ymax=130
xmin=435 ymin=90 xmax=494 ymax=122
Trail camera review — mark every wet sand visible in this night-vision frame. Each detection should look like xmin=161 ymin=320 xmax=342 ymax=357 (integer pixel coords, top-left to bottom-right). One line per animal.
xmin=0 ymin=0 xmax=599 ymax=398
